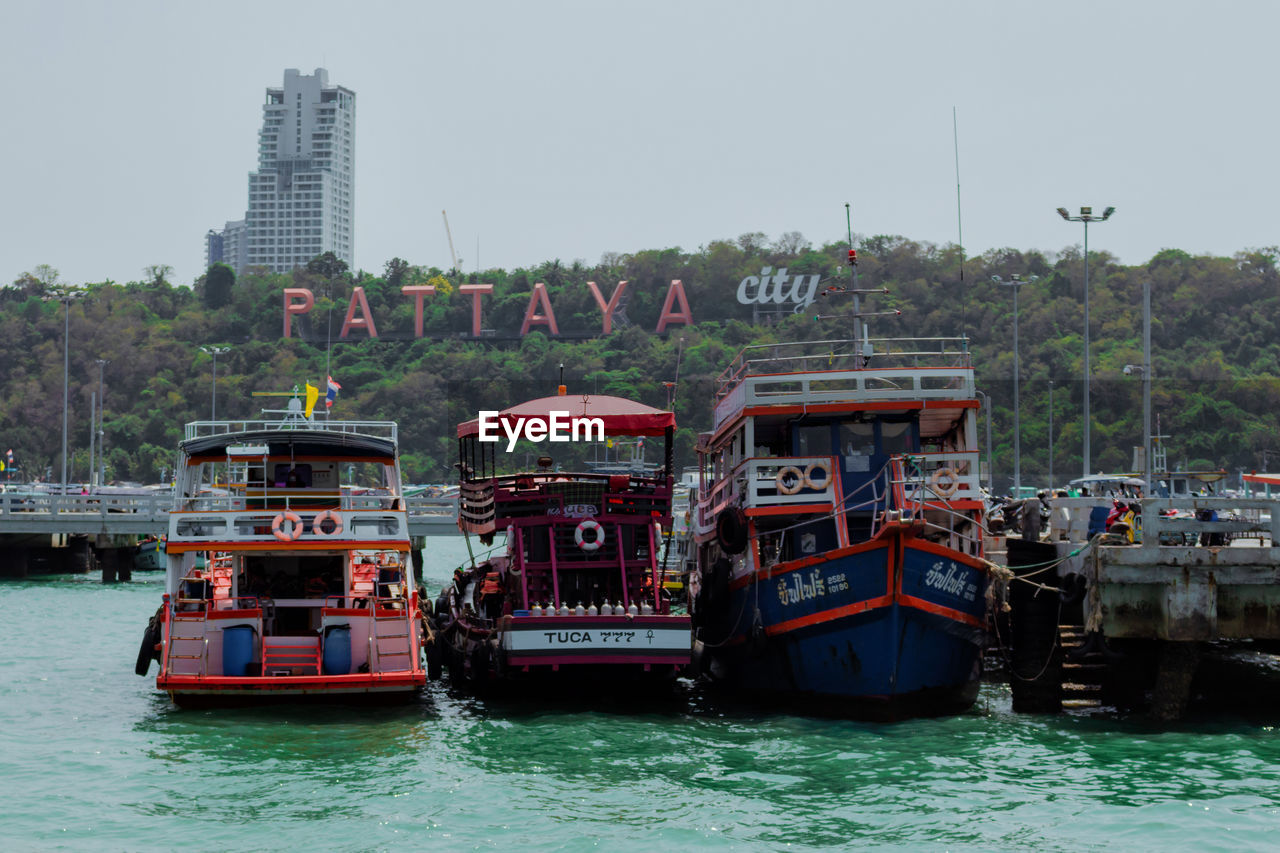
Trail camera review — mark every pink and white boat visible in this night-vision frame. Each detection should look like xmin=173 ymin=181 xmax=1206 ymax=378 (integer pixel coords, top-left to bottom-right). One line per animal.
xmin=439 ymin=388 xmax=691 ymax=685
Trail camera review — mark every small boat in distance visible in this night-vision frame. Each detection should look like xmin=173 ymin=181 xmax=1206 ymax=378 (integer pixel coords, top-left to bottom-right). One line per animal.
xmin=439 ymin=387 xmax=691 ymax=686
xmin=134 ymin=395 xmax=428 ymax=706
xmin=690 ymin=334 xmax=993 ymax=717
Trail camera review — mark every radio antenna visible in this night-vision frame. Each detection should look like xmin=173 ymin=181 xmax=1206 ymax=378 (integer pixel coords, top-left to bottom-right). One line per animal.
xmin=845 ymin=203 xmax=862 ymax=347
xmin=953 ymin=107 xmax=966 ymax=336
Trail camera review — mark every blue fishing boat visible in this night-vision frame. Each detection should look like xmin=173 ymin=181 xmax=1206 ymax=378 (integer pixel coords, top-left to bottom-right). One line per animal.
xmin=690 ymin=334 xmax=992 ymax=717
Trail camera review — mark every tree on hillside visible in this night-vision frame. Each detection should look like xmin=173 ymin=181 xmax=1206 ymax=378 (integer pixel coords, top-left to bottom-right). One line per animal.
xmin=144 ymin=264 xmax=174 ymax=287
xmin=202 ymin=263 xmax=236 ymax=309
xmin=384 ymin=257 xmax=410 ymax=288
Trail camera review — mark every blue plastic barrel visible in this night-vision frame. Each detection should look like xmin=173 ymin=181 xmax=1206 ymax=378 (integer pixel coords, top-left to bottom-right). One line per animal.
xmin=222 ymin=625 xmax=256 ymax=676
xmin=322 ymin=626 xmax=352 ymax=675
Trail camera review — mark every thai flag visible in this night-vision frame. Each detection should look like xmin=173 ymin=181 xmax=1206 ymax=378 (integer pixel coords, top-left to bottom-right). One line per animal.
xmin=326 ymin=376 xmax=342 ymax=409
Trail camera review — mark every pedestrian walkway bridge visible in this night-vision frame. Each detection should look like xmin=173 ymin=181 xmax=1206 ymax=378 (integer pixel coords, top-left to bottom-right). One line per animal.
xmin=0 ymin=493 xmax=460 ymax=537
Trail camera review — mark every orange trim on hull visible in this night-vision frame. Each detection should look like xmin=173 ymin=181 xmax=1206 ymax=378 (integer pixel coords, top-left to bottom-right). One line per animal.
xmin=728 ymin=539 xmax=891 ymax=592
xmin=903 ymin=538 xmax=990 ymax=571
xmin=157 ymin=672 xmax=425 ymax=691
xmin=745 ymin=503 xmax=834 ymax=517
xmin=896 ymin=593 xmax=987 ymax=629
xmin=763 ymin=594 xmax=895 ymax=637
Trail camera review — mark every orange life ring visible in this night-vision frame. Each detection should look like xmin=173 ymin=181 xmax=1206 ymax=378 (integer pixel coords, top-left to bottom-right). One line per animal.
xmin=804 ymin=462 xmax=830 ymax=490
xmin=929 ymin=467 xmax=959 ymax=498
xmin=271 ymin=511 xmax=303 ymax=541
xmin=776 ymin=466 xmax=804 ymax=495
xmin=313 ymin=509 xmax=343 ymax=537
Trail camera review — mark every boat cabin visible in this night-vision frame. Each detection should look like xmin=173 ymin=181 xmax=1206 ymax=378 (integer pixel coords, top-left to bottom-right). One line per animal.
xmin=696 ymin=338 xmax=984 ymax=561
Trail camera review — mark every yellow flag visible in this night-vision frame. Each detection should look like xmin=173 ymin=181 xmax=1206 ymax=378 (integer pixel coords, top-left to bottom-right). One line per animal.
xmin=304 ymin=382 xmax=320 ymax=417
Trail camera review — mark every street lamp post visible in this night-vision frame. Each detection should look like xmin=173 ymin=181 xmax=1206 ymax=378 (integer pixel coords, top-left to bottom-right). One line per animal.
xmin=95 ymin=359 xmax=107 ymax=488
xmin=57 ymin=292 xmax=82 ymax=496
xmin=1124 ymin=279 xmax=1153 ymax=495
xmin=975 ymin=390 xmax=994 ymax=494
xmin=992 ymin=274 xmax=1038 ymax=494
xmin=201 ymin=346 xmax=230 ymax=421
xmin=1057 ymin=205 xmax=1115 ymax=479
xmin=88 ymin=391 xmax=96 ymax=491
xmin=1048 ymin=379 xmax=1054 ymax=490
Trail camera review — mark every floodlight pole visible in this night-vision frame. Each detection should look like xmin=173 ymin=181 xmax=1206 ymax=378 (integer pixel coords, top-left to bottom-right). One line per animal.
xmin=1057 ymin=206 xmax=1114 ymax=479
xmin=95 ymin=359 xmax=107 ymax=487
xmin=201 ymin=346 xmax=231 ymax=421
xmin=992 ymin=274 xmax=1038 ymax=494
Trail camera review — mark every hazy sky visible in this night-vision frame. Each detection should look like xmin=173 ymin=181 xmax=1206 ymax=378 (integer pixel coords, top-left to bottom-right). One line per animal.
xmin=3 ymin=1 xmax=1276 ymax=287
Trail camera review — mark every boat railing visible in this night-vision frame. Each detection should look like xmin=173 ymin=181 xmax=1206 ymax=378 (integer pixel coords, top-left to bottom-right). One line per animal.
xmin=897 ymin=452 xmax=982 ymax=504
xmin=184 ymin=418 xmax=398 ymax=442
xmin=179 ymin=492 xmax=409 ymax=513
xmin=742 ymin=456 xmax=838 ymax=506
xmin=694 ymin=456 xmax=840 ymax=534
xmin=1047 ymin=495 xmax=1280 ymax=546
xmin=168 ymin=505 xmax=408 ymax=545
xmin=460 ymin=471 xmax=673 ymax=534
xmin=880 ymin=457 xmax=984 ymax=557
xmin=715 ymin=337 xmax=972 ymax=402
xmin=713 ymin=365 xmax=975 ymax=430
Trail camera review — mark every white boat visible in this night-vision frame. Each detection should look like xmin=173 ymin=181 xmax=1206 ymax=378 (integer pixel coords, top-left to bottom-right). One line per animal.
xmin=134 ymin=396 xmax=429 ymax=706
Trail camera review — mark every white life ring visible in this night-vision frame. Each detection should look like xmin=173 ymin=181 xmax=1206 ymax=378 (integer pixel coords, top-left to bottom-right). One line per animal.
xmin=271 ymin=511 xmax=303 ymax=541
xmin=929 ymin=467 xmax=959 ymax=498
xmin=575 ymin=519 xmax=605 ymax=551
xmin=312 ymin=509 xmax=343 ymax=536
xmin=804 ymin=462 xmax=830 ymax=490
xmin=776 ymin=466 xmax=805 ymax=495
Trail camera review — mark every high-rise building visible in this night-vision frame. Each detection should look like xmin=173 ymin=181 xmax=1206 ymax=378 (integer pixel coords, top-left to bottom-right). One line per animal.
xmin=205 ymin=220 xmax=245 ymax=271
xmin=206 ymin=68 xmax=355 ymax=276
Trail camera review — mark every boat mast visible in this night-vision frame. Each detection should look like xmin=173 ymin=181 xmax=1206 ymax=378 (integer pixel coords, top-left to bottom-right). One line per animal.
xmin=847 ymin=203 xmax=863 ymax=355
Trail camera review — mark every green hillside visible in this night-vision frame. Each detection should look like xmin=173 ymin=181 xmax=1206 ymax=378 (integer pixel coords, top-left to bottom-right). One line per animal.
xmin=4 ymin=234 xmax=1278 ymax=492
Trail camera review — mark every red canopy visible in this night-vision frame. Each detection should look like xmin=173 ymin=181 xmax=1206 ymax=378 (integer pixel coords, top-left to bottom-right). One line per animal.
xmin=458 ymin=394 xmax=675 ymax=438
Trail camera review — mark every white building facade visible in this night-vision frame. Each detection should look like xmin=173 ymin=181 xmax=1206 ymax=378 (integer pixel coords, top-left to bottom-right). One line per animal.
xmin=206 ymin=68 xmax=355 ymax=275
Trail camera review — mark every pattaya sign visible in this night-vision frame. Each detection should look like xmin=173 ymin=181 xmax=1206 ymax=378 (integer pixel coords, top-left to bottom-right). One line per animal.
xmin=282 ymin=280 xmax=693 ymax=339
xmin=736 ymin=266 xmax=822 ymax=312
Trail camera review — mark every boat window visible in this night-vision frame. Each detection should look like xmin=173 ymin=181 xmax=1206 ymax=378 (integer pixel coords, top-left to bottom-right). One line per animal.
xmin=879 ymin=421 xmax=916 ymax=454
xmin=839 ymin=422 xmax=875 ymax=456
xmin=796 ymin=425 xmax=833 ymax=457
xmin=274 ymin=463 xmax=312 ymax=487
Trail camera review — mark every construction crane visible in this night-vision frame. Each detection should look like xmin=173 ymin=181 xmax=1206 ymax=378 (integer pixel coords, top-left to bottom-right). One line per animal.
xmin=442 ymin=210 xmax=461 ymax=272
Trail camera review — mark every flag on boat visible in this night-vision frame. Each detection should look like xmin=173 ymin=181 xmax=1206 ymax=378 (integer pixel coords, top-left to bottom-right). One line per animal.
xmin=304 ymin=382 xmax=320 ymax=418
xmin=326 ymin=376 xmax=342 ymax=409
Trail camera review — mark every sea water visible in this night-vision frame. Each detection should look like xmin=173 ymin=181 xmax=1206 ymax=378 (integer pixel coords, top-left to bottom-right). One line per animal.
xmin=1 ymin=537 xmax=1278 ymax=852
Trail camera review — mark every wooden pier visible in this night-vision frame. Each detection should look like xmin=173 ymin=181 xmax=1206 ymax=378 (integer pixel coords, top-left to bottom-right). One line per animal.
xmin=994 ymin=496 xmax=1280 ymax=720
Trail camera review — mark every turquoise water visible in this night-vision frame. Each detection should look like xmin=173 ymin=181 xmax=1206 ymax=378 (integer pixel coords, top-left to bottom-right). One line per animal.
xmin=2 ymin=538 xmax=1279 ymax=852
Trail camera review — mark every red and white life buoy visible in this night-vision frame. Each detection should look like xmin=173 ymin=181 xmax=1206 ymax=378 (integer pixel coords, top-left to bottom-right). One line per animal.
xmin=271 ymin=511 xmax=303 ymax=542
xmin=313 ymin=509 xmax=343 ymax=536
xmin=575 ymin=519 xmax=605 ymax=552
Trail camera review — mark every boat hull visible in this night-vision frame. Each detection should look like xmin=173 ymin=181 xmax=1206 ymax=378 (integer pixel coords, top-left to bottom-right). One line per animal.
xmin=158 ymin=672 xmax=426 ymax=708
xmin=442 ymin=614 xmax=691 ymax=683
xmin=697 ymin=532 xmax=989 ymax=716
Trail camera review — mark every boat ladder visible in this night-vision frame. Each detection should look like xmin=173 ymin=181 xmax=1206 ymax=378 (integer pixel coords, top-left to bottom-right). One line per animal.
xmin=370 ymin=607 xmax=414 ymax=673
xmin=261 ymin=636 xmax=322 ymax=677
xmin=166 ymin=612 xmax=212 ymax=676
